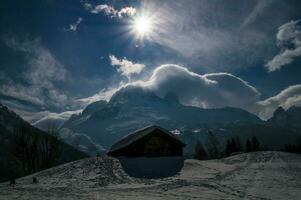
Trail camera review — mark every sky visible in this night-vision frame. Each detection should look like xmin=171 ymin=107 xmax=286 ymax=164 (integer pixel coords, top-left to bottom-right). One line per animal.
xmin=1 ymin=0 xmax=301 ymax=122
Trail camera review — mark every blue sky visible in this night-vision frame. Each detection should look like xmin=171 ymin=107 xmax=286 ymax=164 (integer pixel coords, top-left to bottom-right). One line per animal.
xmin=1 ymin=0 xmax=301 ymax=121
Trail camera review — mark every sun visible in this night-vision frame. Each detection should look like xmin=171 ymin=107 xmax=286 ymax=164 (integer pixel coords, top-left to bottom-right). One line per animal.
xmin=134 ymin=16 xmax=152 ymax=35
xmin=130 ymin=15 xmax=154 ymax=40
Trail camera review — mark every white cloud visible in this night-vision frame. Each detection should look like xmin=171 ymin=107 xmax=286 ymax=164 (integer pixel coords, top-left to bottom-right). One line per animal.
xmin=1 ymin=38 xmax=69 ymax=108
xmin=31 ymin=110 xmax=82 ymax=130
xmin=69 ymin=17 xmax=83 ymax=32
xmin=130 ymin=64 xmax=260 ymax=110
xmin=265 ymin=20 xmax=301 ymax=71
xmin=76 ymin=87 xmax=118 ymax=105
xmin=109 ymin=55 xmax=145 ymax=80
xmin=118 ymin=7 xmax=136 ymax=18
xmin=256 ymin=84 xmax=301 ymax=119
xmin=83 ymin=3 xmax=136 ymax=18
xmin=10 ymin=108 xmax=81 ymax=126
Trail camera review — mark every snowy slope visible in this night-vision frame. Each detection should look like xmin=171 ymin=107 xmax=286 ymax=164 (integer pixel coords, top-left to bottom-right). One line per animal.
xmin=1 ymin=151 xmax=301 ymax=199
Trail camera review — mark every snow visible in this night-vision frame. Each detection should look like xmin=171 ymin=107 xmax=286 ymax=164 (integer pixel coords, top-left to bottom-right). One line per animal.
xmin=1 ymin=151 xmax=301 ymax=199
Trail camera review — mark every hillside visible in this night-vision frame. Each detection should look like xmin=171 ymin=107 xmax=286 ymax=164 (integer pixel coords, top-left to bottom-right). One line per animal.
xmin=1 ymin=151 xmax=300 ymax=199
xmin=0 ymin=103 xmax=89 ymax=182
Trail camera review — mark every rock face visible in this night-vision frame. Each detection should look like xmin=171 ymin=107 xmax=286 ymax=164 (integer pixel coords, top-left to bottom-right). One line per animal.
xmin=268 ymin=107 xmax=288 ymax=124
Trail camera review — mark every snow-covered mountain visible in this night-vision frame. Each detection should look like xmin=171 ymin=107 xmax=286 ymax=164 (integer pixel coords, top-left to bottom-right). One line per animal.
xmin=61 ymin=86 xmax=301 ymax=153
xmin=62 ymin=86 xmax=263 ymax=149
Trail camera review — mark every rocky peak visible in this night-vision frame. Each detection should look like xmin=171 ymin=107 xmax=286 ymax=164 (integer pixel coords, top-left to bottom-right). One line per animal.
xmin=268 ymin=106 xmax=288 ymax=125
xmin=273 ymin=106 xmax=286 ymax=116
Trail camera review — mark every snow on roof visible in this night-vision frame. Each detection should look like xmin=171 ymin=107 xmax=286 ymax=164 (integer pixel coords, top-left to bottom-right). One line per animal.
xmin=108 ymin=125 xmax=186 ymax=154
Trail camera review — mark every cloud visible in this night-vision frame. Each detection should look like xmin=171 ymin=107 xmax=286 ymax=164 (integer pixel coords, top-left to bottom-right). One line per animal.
xmin=69 ymin=17 xmax=83 ymax=32
xmin=1 ymin=38 xmax=69 ymax=109
xmin=0 ymin=99 xmax=41 ymax=122
xmin=80 ymin=64 xmax=261 ymax=111
xmin=256 ymin=84 xmax=301 ymax=119
xmin=0 ymin=82 xmax=44 ymax=106
xmin=83 ymin=2 xmax=136 ymax=18
xmin=130 ymin=64 xmax=260 ymax=110
xmin=76 ymin=87 xmax=118 ymax=105
xmin=265 ymin=20 xmax=301 ymax=71
xmin=109 ymin=55 xmax=145 ymax=80
xmin=31 ymin=110 xmax=81 ymax=130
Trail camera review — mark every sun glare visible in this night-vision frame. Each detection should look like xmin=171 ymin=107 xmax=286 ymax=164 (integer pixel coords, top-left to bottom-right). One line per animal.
xmin=131 ymin=15 xmax=154 ymax=39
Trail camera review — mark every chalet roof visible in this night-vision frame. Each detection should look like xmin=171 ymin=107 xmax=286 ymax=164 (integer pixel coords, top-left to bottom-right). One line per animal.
xmin=108 ymin=125 xmax=186 ymax=154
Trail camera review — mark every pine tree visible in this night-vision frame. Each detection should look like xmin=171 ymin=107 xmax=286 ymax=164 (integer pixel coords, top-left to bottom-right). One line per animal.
xmin=246 ymin=139 xmax=252 ymax=152
xmin=225 ymin=139 xmax=230 ymax=156
xmin=252 ymin=136 xmax=260 ymax=151
xmin=230 ymin=138 xmax=237 ymax=153
xmin=206 ymin=130 xmax=220 ymax=159
xmin=297 ymin=138 xmax=301 ymax=153
xmin=235 ymin=137 xmax=243 ymax=152
xmin=194 ymin=141 xmax=208 ymax=160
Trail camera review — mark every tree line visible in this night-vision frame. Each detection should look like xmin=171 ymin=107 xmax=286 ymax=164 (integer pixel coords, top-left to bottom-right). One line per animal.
xmin=9 ymin=126 xmax=62 ymax=178
xmin=194 ymin=131 xmax=301 ymax=160
xmin=194 ymin=132 xmax=262 ymax=160
xmin=284 ymin=138 xmax=301 ymax=154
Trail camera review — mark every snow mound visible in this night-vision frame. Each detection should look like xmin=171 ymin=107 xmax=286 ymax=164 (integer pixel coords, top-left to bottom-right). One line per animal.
xmin=8 ymin=156 xmax=146 ymax=190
